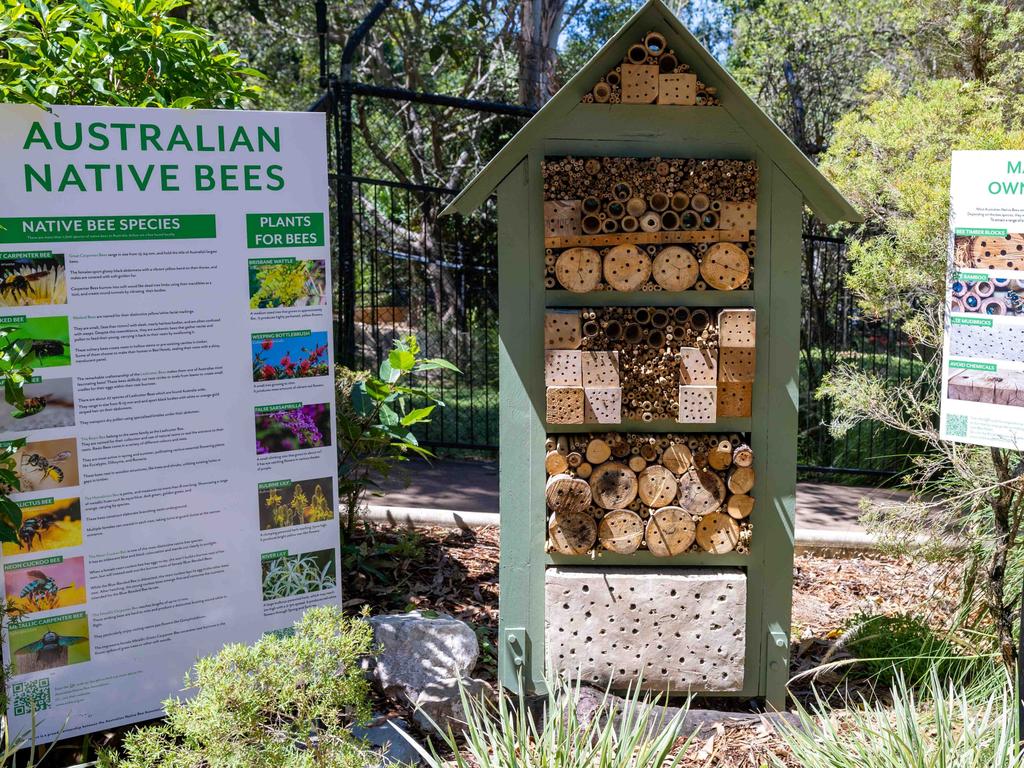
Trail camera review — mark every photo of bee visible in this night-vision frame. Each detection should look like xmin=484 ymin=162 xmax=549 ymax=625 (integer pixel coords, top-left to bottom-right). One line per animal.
xmin=1 ymin=315 xmax=71 ymax=368
xmin=2 ymin=498 xmax=82 ymax=556
xmin=4 ymin=556 xmax=86 ymax=614
xmin=0 ymin=253 xmax=66 ymax=307
xmin=8 ymin=437 xmax=78 ymax=492
xmin=9 ymin=611 xmax=90 ymax=675
xmin=0 ymin=376 xmax=74 ymax=431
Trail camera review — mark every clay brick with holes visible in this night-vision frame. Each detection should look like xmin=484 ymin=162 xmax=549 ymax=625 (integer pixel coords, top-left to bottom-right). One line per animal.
xmin=718 ymin=309 xmax=756 ymax=347
xmin=583 ymin=387 xmax=622 ymax=424
xmin=719 ymin=202 xmax=757 ymax=232
xmin=677 ymin=385 xmax=717 ymax=423
xmin=545 ymin=350 xmax=583 ymax=387
xmin=547 ymin=386 xmax=584 ymax=424
xmin=582 ymin=351 xmax=619 ymax=387
xmin=657 ymin=73 xmax=697 ymax=105
xmin=544 ymin=200 xmax=582 ymax=239
xmin=718 ymin=347 xmax=755 ymax=382
xmin=717 ymin=382 xmax=752 ymax=418
xmin=621 ymin=64 xmax=659 ymax=103
xmin=679 ymin=346 xmax=717 ymax=385
xmin=545 ymin=310 xmax=582 ymax=350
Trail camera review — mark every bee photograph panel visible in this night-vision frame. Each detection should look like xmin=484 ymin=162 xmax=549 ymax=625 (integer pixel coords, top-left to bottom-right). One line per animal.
xmin=2 ymin=497 xmax=82 ymax=556
xmin=251 ymin=331 xmax=330 ymax=382
xmin=258 ymin=477 xmax=334 ymax=530
xmin=260 ymin=547 xmax=337 ymax=601
xmin=0 ymin=376 xmax=74 ymax=432
xmin=0 ymin=252 xmax=66 ymax=307
xmin=9 ymin=611 xmax=90 ymax=675
xmin=248 ymin=258 xmax=327 ymax=309
xmin=4 ymin=555 xmax=87 ymax=613
xmin=9 ymin=437 xmax=79 ymax=492
xmin=2 ymin=315 xmax=71 ymax=368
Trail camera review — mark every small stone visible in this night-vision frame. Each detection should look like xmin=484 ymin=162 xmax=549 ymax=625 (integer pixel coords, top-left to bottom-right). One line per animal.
xmin=413 ymin=676 xmax=493 ymax=736
xmin=352 ymin=717 xmax=424 ymax=766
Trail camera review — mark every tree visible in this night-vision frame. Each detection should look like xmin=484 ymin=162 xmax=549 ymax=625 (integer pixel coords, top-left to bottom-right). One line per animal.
xmin=817 ymin=74 xmax=1024 ymax=670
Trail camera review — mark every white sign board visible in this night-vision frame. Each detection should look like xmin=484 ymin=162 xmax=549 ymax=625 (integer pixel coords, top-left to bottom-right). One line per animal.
xmin=0 ymin=104 xmax=339 ymax=740
xmin=941 ymin=150 xmax=1024 ymax=448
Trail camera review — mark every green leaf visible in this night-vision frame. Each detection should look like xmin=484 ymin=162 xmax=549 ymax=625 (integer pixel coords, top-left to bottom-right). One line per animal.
xmin=388 ymin=349 xmax=415 ymax=372
xmin=414 ymin=358 xmax=461 ymax=373
xmin=378 ymin=404 xmax=400 ymax=427
xmin=400 ymin=405 xmax=435 ymax=426
xmin=350 ymin=381 xmax=374 ymax=417
xmin=378 ymin=359 xmax=399 ymax=384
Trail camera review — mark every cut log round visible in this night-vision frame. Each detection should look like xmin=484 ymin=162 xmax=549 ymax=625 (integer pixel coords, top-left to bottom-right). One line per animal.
xmin=545 ymin=450 xmax=569 ymax=475
xmin=548 ymin=511 xmax=597 ymax=555
xmin=695 ymin=512 xmax=740 ymax=554
xmin=576 ymin=462 xmax=593 ymax=479
xmin=589 ymin=462 xmax=638 ymax=509
xmin=603 ymin=244 xmax=652 ymax=292
xmin=726 ymin=494 xmax=754 ymax=520
xmin=727 ymin=466 xmax=755 ymax=494
xmin=638 ymin=465 xmax=678 ymax=508
xmin=707 ymin=439 xmax=733 ymax=471
xmin=628 ymin=455 xmax=647 ymax=473
xmin=585 ymin=438 xmax=612 ymax=465
xmin=645 ymin=506 xmax=696 ymax=556
xmin=700 ymin=243 xmax=750 ymax=291
xmin=676 ymin=466 xmax=726 ymax=516
xmin=732 ymin=443 xmax=753 ymax=468
xmin=598 ymin=509 xmax=644 ymax=554
xmin=566 ymin=452 xmax=583 ymax=468
xmin=555 ymin=247 xmax=602 ymax=293
xmin=661 ymin=442 xmax=694 ymax=474
xmin=545 ymin=473 xmax=592 ymax=514
xmin=652 ymin=246 xmax=699 ymax=291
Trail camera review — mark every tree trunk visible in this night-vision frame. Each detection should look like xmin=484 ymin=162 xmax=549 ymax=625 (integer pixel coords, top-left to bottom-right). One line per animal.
xmin=988 ymin=447 xmax=1018 ymax=671
xmin=517 ymin=0 xmax=566 ymax=109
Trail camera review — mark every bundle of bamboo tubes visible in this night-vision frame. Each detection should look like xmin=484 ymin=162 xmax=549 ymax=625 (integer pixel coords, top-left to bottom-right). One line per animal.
xmin=545 ymin=431 xmax=754 ymax=556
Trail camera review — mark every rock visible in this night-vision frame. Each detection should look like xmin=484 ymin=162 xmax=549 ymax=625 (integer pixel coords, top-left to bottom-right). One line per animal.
xmin=413 ymin=676 xmax=493 ymax=736
xmin=368 ymin=611 xmax=479 ymax=702
xmin=352 ymin=717 xmax=424 ymax=766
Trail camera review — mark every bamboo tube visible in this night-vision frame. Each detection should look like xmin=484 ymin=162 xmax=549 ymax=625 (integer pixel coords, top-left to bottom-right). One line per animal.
xmin=620 ymin=215 xmax=639 ymax=232
xmin=644 ymin=31 xmax=666 ymax=56
xmin=627 ymin=43 xmax=648 ymax=63
xmin=671 ymin=191 xmax=690 ymax=211
xmin=640 ymin=212 xmax=661 ymax=232
xmin=681 ymin=210 xmax=700 ymax=230
xmin=581 ymin=215 xmax=602 ymax=234
xmin=660 ymin=210 xmax=679 ymax=230
xmin=582 ymin=196 xmax=601 ymax=214
xmin=593 ymin=82 xmax=611 ymax=103
xmin=691 ymin=192 xmax=710 ymax=211
xmin=626 ymin=197 xmax=647 ymax=217
xmin=649 ymin=191 xmax=670 ymax=211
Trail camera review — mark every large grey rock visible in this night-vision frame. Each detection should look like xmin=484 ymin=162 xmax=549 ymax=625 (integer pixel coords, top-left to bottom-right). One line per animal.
xmin=413 ymin=676 xmax=493 ymax=736
xmin=352 ymin=717 xmax=424 ymax=766
xmin=368 ymin=611 xmax=479 ymax=701
xmin=545 ymin=568 xmax=747 ymax=692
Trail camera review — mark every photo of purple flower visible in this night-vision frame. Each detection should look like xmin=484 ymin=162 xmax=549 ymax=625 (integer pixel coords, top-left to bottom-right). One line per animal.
xmin=255 ymin=403 xmax=332 ymax=454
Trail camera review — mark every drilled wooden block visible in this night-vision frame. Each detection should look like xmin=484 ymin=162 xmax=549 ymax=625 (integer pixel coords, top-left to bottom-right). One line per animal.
xmin=621 ymin=64 xmax=659 ymax=104
xmin=545 ymin=567 xmax=746 ymax=692
xmin=955 ymin=233 xmax=1024 ymax=270
xmin=544 ymin=200 xmax=582 ymax=239
xmin=582 ymin=351 xmax=619 ymax=387
xmin=545 ymin=310 xmax=582 ymax=350
xmin=545 ymin=350 xmax=582 ymax=387
xmin=718 ymin=347 xmax=756 ymax=383
xmin=717 ymin=382 xmax=752 ymax=418
xmin=718 ymin=309 xmax=756 ymax=347
xmin=583 ymin=387 xmax=622 ymax=424
xmin=679 ymin=346 xmax=717 ymax=385
xmin=547 ymin=386 xmax=584 ymax=424
xmin=719 ymin=202 xmax=757 ymax=232
xmin=677 ymin=385 xmax=717 ymax=423
xmin=657 ymin=73 xmax=697 ymax=105
xmin=950 ymin=322 xmax=1024 ymax=363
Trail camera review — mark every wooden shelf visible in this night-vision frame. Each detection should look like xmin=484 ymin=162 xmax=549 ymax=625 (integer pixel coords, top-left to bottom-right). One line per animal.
xmin=545 ymin=290 xmax=754 ymax=307
xmin=546 ymin=418 xmax=751 ymax=434
xmin=545 ymin=551 xmax=749 ymax=567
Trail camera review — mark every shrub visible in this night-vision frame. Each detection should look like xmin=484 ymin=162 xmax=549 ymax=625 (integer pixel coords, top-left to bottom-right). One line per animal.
xmin=104 ymin=606 xmax=376 ymax=768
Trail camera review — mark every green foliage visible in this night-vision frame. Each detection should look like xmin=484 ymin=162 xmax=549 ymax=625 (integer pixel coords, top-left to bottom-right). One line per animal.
xmin=405 ymin=676 xmax=695 ymax=768
xmin=0 ymin=0 xmax=262 ymax=108
xmin=336 ymin=335 xmax=459 ymax=534
xmin=105 ymin=606 xmax=375 ymax=768
xmin=775 ymin=670 xmax=1023 ymax=768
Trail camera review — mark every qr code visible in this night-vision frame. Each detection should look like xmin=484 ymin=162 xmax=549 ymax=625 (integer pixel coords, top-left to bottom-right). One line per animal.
xmin=946 ymin=413 xmax=968 ymax=437
xmin=12 ymin=679 xmax=50 ymax=716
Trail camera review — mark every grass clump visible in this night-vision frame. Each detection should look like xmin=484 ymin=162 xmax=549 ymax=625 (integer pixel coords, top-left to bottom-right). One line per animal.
xmin=102 ymin=606 xmax=375 ymax=768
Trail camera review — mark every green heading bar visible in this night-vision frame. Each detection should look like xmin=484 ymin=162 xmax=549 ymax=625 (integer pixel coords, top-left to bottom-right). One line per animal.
xmin=954 ymin=271 xmax=989 ymax=282
xmin=17 ymin=610 xmax=86 ymax=629
xmin=248 ymin=257 xmax=295 ymax=266
xmin=0 ymin=215 xmax=215 ymax=243
xmin=0 ymin=250 xmax=52 ymax=261
xmin=17 ymin=497 xmax=55 ymax=509
xmin=246 ymin=212 xmax=324 ymax=249
xmin=258 ymin=479 xmax=292 ymax=491
xmin=955 ymin=227 xmax=1007 ymax=236
xmin=261 ymin=550 xmax=289 ymax=561
xmin=951 ymin=316 xmax=993 ymax=327
xmin=251 ymin=330 xmax=311 ymax=342
xmin=254 ymin=402 xmax=301 ymax=414
xmin=948 ymin=359 xmax=998 ymax=372
xmin=4 ymin=555 xmax=63 ymax=572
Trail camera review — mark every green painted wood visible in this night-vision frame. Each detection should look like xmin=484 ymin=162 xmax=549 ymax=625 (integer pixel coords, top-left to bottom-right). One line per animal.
xmin=546 ymin=418 xmax=751 ymax=434
xmin=442 ymin=0 xmax=860 ymax=224
xmin=547 ymin=290 xmax=754 ymax=308
xmin=547 ymin=552 xmax=750 ymax=567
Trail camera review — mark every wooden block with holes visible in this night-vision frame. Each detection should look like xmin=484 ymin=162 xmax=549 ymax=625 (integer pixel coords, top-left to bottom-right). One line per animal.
xmin=679 ymin=346 xmax=717 ymax=385
xmin=657 ymin=73 xmax=696 ymax=105
xmin=621 ymin=64 xmax=659 ymax=104
xmin=718 ymin=347 xmax=755 ymax=382
xmin=544 ymin=200 xmax=582 ymax=238
xmin=545 ymin=310 xmax=581 ymax=350
xmin=583 ymin=387 xmax=621 ymax=424
xmin=719 ymin=202 xmax=757 ymax=232
xmin=582 ymin=351 xmax=619 ymax=387
xmin=718 ymin=309 xmax=756 ymax=347
xmin=547 ymin=386 xmax=584 ymax=424
xmin=677 ymin=385 xmax=717 ymax=423
xmin=545 ymin=350 xmax=582 ymax=387
xmin=717 ymin=382 xmax=752 ymax=418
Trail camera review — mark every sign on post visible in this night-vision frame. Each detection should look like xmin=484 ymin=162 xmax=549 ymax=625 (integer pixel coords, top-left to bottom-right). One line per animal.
xmin=0 ymin=104 xmax=339 ymax=740
xmin=942 ymin=150 xmax=1024 ymax=448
